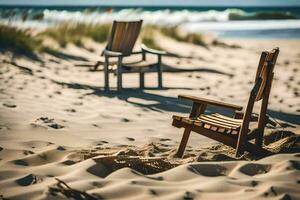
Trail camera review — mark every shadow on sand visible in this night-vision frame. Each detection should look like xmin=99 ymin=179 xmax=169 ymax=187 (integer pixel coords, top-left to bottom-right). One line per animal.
xmin=53 ymin=79 xmax=300 ymax=125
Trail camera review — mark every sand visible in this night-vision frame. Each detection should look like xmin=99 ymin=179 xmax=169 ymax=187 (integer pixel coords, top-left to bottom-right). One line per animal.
xmin=1 ymin=36 xmax=300 ymax=199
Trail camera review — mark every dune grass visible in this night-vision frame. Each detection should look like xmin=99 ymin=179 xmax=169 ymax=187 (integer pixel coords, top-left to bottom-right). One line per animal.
xmin=41 ymin=23 xmax=111 ymax=47
xmin=160 ymin=26 xmax=206 ymax=46
xmin=141 ymin=25 xmax=207 ymax=51
xmin=140 ymin=25 xmax=163 ymax=50
xmin=0 ymin=22 xmax=207 ymax=56
xmin=0 ymin=24 xmax=43 ymax=53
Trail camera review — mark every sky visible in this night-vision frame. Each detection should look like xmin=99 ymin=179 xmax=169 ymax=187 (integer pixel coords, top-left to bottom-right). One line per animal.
xmin=0 ymin=0 xmax=300 ymax=6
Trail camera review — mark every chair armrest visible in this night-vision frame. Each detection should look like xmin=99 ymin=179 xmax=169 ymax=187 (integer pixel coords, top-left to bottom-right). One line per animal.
xmin=141 ymin=44 xmax=167 ymax=55
xmin=103 ymin=49 xmax=123 ymax=57
xmin=131 ymin=51 xmax=143 ymax=55
xmin=178 ymin=95 xmax=243 ymax=111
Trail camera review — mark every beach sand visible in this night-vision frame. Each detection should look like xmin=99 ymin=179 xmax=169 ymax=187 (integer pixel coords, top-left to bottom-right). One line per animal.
xmin=0 ymin=36 xmax=300 ymax=199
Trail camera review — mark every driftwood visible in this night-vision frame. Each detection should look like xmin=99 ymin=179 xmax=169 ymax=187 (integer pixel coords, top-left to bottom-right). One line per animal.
xmin=49 ymin=178 xmax=99 ymax=200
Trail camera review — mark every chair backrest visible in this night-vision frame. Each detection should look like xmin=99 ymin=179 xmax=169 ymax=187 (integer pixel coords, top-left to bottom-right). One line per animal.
xmin=254 ymin=48 xmax=279 ymax=101
xmin=106 ymin=20 xmax=143 ymax=56
xmin=242 ymin=48 xmax=279 ymax=131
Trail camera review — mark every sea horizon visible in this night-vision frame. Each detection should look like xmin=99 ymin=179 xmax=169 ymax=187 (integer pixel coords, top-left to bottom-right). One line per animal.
xmin=1 ymin=5 xmax=300 ymax=39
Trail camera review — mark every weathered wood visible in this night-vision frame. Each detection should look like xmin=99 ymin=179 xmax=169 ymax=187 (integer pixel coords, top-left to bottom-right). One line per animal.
xmin=189 ymin=102 xmax=202 ymax=118
xmin=117 ymin=56 xmax=123 ymax=91
xmin=173 ymin=48 xmax=279 ymax=158
xmin=202 ymin=114 xmax=241 ymax=126
xmin=139 ymin=72 xmax=145 ymax=88
xmin=99 ymin=20 xmax=165 ymax=90
xmin=212 ymin=113 xmax=243 ymax=124
xmin=198 ymin=115 xmax=241 ymax=130
xmin=256 ymin=48 xmax=279 ymax=146
xmin=178 ymin=95 xmax=243 ymax=111
xmin=176 ymin=126 xmax=192 ymax=158
xmin=104 ymin=56 xmax=109 ymax=91
xmin=173 ymin=119 xmax=237 ymax=147
xmin=157 ymin=55 xmax=163 ymax=88
xmin=173 ymin=118 xmax=272 ymax=157
xmin=256 ymin=72 xmax=274 ymax=146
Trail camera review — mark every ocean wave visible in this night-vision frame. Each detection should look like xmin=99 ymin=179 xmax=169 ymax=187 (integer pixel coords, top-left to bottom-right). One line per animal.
xmin=0 ymin=8 xmax=298 ymax=26
xmin=229 ymin=10 xmax=297 ymax=20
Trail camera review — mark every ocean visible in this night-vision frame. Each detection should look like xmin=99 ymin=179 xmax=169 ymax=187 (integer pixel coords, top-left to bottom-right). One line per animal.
xmin=1 ymin=5 xmax=300 ymax=39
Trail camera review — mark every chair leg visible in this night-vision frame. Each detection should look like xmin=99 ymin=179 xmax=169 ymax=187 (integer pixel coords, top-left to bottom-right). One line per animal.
xmin=176 ymin=126 xmax=192 ymax=158
xmin=104 ymin=62 xmax=109 ymax=91
xmin=139 ymin=72 xmax=145 ymax=89
xmin=235 ymin=144 xmax=244 ymax=157
xmin=117 ymin=71 xmax=122 ymax=91
xmin=158 ymin=67 xmax=163 ymax=88
xmin=255 ymin=128 xmax=264 ymax=147
xmin=235 ymin=130 xmax=247 ymax=157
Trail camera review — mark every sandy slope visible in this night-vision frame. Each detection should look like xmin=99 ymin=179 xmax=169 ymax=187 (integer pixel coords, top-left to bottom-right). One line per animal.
xmin=0 ymin=37 xmax=300 ymax=199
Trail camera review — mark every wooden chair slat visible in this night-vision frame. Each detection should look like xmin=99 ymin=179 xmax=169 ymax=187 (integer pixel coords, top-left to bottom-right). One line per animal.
xmin=207 ymin=114 xmax=242 ymax=126
xmin=111 ymin=22 xmax=127 ymax=52
xmin=197 ymin=115 xmax=240 ymax=130
xmin=122 ymin=21 xmax=142 ymax=55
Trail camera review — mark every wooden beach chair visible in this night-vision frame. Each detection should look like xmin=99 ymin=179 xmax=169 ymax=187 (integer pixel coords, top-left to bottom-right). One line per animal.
xmin=94 ymin=20 xmax=166 ymax=91
xmin=172 ymin=48 xmax=280 ymax=158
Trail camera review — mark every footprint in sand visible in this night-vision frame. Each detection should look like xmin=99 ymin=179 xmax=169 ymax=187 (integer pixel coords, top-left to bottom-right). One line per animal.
xmin=73 ymin=102 xmax=83 ymax=106
xmin=2 ymin=102 xmax=17 ymax=108
xmin=54 ymin=91 xmax=62 ymax=95
xmin=61 ymin=160 xmax=76 ymax=165
xmin=31 ymin=117 xmax=65 ymax=129
xmin=57 ymin=146 xmax=66 ymax=151
xmin=289 ymin=160 xmax=300 ymax=170
xmin=97 ymin=141 xmax=108 ymax=145
xmin=239 ymin=163 xmax=271 ymax=176
xmin=126 ymin=137 xmax=135 ymax=141
xmin=92 ymin=124 xmax=101 ymax=128
xmin=64 ymin=108 xmax=76 ymax=113
xmin=14 ymin=159 xmax=28 ymax=166
xmin=15 ymin=174 xmax=42 ymax=186
xmin=0 ymin=125 xmax=9 ymax=131
xmin=160 ymin=138 xmax=171 ymax=142
xmin=188 ymin=164 xmax=227 ymax=177
xmin=121 ymin=118 xmax=131 ymax=122
xmin=284 ymin=60 xmax=290 ymax=65
xmin=23 ymin=150 xmax=34 ymax=155
xmin=149 ymin=189 xmax=157 ymax=196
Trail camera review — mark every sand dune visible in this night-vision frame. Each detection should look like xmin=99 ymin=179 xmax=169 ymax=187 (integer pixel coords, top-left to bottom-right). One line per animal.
xmin=1 ymin=37 xmax=300 ymax=199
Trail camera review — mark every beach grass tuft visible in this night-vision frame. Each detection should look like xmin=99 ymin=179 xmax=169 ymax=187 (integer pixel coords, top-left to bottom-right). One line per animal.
xmin=141 ymin=25 xmax=163 ymax=50
xmin=41 ymin=23 xmax=111 ymax=47
xmin=160 ymin=26 xmax=206 ymax=46
xmin=0 ymin=24 xmax=43 ymax=53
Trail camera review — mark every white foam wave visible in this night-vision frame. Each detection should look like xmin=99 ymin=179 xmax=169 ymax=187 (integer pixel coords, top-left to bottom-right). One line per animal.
xmin=1 ymin=8 xmax=300 ymax=38
xmin=182 ymin=20 xmax=300 ymax=32
xmin=42 ymin=8 xmax=232 ymax=25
